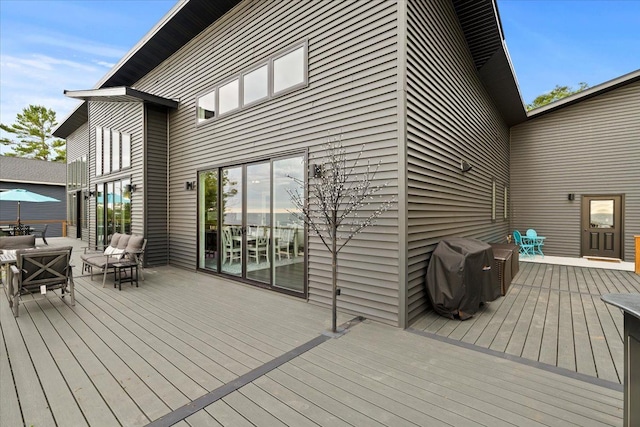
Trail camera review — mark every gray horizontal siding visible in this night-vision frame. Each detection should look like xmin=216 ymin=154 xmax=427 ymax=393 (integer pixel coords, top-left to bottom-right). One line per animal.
xmin=510 ymin=80 xmax=640 ymax=262
xmin=405 ymin=0 xmax=511 ymax=324
xmin=66 ymin=122 xmax=90 ymax=241
xmin=145 ymin=106 xmax=168 ymax=266
xmin=88 ymin=101 xmax=144 ymax=246
xmin=134 ymin=0 xmax=401 ymax=325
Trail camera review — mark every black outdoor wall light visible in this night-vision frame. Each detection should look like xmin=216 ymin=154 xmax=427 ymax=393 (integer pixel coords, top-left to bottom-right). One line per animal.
xmin=185 ymin=181 xmax=196 ymax=191
xmin=460 ymin=159 xmax=473 ymax=173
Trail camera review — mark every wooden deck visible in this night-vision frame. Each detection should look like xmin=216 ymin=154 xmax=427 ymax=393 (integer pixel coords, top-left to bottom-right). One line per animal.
xmin=1 ymin=239 xmax=625 ymax=426
xmin=411 ymin=261 xmax=640 ymax=385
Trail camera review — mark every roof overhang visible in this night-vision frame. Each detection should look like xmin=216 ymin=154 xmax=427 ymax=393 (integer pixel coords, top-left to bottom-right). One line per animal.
xmin=64 ymin=86 xmax=179 ymax=108
xmin=452 ymin=0 xmax=527 ymax=126
xmin=526 ymin=68 xmax=640 ymax=118
xmin=54 ymin=0 xmax=241 ymax=139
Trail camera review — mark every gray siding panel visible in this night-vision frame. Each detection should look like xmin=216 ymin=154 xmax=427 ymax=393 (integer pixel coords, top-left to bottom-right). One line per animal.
xmin=145 ymin=106 xmax=169 ymax=266
xmin=66 ymin=122 xmax=90 ymax=241
xmin=135 ymin=0 xmax=401 ymax=325
xmin=88 ymin=101 xmax=144 ymax=246
xmin=511 ymin=81 xmax=640 ymax=262
xmin=406 ymin=0 xmax=511 ymax=323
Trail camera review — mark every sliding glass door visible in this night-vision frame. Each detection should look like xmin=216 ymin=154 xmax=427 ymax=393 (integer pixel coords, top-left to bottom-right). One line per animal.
xmin=198 ymin=154 xmax=305 ymax=295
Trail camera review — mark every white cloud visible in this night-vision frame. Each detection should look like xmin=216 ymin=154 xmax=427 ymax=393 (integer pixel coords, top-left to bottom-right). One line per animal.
xmin=0 ymin=53 xmax=104 ymax=126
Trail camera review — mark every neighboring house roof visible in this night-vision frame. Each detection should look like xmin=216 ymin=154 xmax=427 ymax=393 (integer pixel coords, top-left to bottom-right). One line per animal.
xmin=54 ymin=0 xmax=526 ymax=137
xmin=526 ymin=68 xmax=640 ymax=118
xmin=0 ymin=156 xmax=66 ymax=186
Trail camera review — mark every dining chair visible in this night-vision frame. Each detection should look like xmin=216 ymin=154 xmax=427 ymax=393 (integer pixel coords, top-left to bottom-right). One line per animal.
xmin=513 ymin=230 xmax=534 ymax=257
xmin=222 ymin=226 xmax=241 ymax=264
xmin=276 ymin=228 xmax=293 ymax=260
xmin=526 ymin=229 xmax=544 ymax=256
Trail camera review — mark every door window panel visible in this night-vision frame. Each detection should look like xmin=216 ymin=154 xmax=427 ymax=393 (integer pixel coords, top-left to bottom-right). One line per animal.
xmin=199 ymin=170 xmax=219 ymax=271
xmin=590 ymin=200 xmax=614 ymax=228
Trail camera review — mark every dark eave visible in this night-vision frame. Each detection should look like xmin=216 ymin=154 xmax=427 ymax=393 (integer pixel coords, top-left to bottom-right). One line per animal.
xmin=452 ymin=0 xmax=527 ymax=126
xmin=64 ymin=87 xmax=179 ymax=109
xmin=526 ymin=68 xmax=640 ymax=118
xmin=54 ymin=0 xmax=241 ymax=138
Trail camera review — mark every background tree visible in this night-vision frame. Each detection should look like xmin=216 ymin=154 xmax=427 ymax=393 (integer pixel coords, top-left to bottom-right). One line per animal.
xmin=288 ymin=136 xmax=395 ymax=333
xmin=0 ymin=105 xmax=66 ymax=162
xmin=526 ymin=82 xmax=589 ymax=111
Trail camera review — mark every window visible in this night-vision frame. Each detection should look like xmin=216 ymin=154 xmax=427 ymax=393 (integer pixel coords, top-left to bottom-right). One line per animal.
xmin=196 ymin=41 xmax=307 ymax=124
xmin=503 ymin=186 xmax=508 ymax=220
xmin=197 ymin=91 xmax=216 ymax=122
xmin=96 ymin=127 xmax=102 ymax=176
xmin=122 ymin=134 xmax=131 ymax=168
xmin=491 ymin=179 xmax=496 ymax=221
xmin=218 ymin=78 xmax=240 ymax=115
xmin=95 ymin=127 xmax=132 ymax=175
xmin=243 ymin=64 xmax=268 ymax=105
xmin=273 ymin=46 xmax=305 ymax=94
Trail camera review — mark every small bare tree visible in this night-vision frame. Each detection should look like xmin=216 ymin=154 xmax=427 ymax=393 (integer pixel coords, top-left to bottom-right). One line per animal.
xmin=288 ymin=136 xmax=395 ymax=333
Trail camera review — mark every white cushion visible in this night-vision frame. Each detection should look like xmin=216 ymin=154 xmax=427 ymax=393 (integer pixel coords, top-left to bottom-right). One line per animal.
xmin=104 ymin=246 xmax=116 ymax=255
xmin=111 ymin=248 xmax=125 ymax=258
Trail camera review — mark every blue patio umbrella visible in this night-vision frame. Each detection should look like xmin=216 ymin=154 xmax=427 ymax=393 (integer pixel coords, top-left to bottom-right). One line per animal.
xmin=0 ymin=188 xmax=60 ymax=226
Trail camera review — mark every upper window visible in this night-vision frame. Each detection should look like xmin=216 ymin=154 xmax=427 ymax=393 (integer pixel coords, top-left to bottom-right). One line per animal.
xmin=273 ymin=46 xmax=305 ymax=94
xmin=243 ymin=64 xmax=268 ymax=105
xmin=197 ymin=41 xmax=308 ymax=124
xmin=95 ymin=126 xmax=132 ymax=176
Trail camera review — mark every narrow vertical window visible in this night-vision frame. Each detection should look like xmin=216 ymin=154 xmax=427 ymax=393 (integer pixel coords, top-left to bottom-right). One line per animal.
xmin=103 ymin=130 xmax=111 ymax=174
xmin=96 ymin=127 xmax=103 ymax=176
xmin=491 ymin=179 xmax=496 ymax=221
xmin=503 ymin=186 xmax=508 ymax=220
xmin=112 ymin=132 xmax=120 ymax=171
xmin=121 ymin=133 xmax=131 ymax=168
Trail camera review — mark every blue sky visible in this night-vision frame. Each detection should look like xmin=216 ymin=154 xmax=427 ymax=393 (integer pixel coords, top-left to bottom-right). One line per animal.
xmin=1 ymin=0 xmax=639 ymax=133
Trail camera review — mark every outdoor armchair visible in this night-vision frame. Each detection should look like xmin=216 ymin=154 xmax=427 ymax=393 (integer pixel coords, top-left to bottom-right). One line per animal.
xmin=9 ymin=246 xmax=74 ymax=317
xmin=81 ymin=233 xmax=146 ymax=287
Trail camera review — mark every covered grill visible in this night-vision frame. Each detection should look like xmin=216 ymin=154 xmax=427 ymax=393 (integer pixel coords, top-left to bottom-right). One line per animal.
xmin=426 ymin=237 xmax=500 ymax=320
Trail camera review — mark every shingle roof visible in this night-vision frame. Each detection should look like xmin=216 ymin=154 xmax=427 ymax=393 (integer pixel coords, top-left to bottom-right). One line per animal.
xmin=0 ymin=156 xmax=66 ymax=186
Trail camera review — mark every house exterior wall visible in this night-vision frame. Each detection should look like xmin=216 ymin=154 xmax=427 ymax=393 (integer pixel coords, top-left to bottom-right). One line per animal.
xmin=66 ymin=121 xmax=90 ymax=241
xmin=405 ymin=0 xmax=511 ymax=324
xmin=144 ymin=105 xmax=169 ymax=266
xmin=133 ymin=0 xmax=402 ymax=325
xmin=510 ymin=80 xmax=640 ymax=262
xmin=88 ymin=101 xmax=145 ymax=243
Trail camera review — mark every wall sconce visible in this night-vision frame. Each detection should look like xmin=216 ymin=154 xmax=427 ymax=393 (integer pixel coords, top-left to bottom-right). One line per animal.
xmin=311 ymin=164 xmax=323 ymax=178
xmin=84 ymin=191 xmax=95 ymax=200
xmin=568 ymin=193 xmax=575 ymax=201
xmin=125 ymin=184 xmax=137 ymax=193
xmin=185 ymin=181 xmax=196 ymax=191
xmin=460 ymin=160 xmax=473 ymax=173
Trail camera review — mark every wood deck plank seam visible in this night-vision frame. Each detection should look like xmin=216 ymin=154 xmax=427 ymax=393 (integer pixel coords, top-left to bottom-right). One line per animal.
xmin=145 ymin=317 xmax=364 ymax=427
xmin=0 ymin=313 xmax=26 ymax=427
xmin=407 ymin=327 xmax=622 ymax=392
xmin=75 ymin=281 xmax=258 ymax=382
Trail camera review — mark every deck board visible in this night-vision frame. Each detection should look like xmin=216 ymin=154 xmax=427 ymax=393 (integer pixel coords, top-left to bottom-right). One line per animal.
xmin=0 ymin=238 xmax=629 ymax=426
xmin=412 ymin=261 xmax=637 ymax=384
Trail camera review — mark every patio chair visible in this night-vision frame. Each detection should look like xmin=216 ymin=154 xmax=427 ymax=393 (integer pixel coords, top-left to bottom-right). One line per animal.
xmin=9 ymin=246 xmax=74 ymax=317
xmin=276 ymin=228 xmax=294 ymax=260
xmin=81 ymin=233 xmax=147 ymax=287
xmin=247 ymin=234 xmax=269 ymax=264
xmin=31 ymin=224 xmax=49 ymax=245
xmin=513 ymin=230 xmax=534 ymax=257
xmin=526 ymin=228 xmax=544 ymax=256
xmin=222 ymin=226 xmax=241 ymax=264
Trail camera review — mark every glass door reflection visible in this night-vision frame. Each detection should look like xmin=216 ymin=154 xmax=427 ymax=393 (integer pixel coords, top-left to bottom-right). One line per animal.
xmin=221 ymin=166 xmax=243 ymax=275
xmin=273 ymin=156 xmax=305 ymax=292
xmin=246 ymin=162 xmax=271 ymax=284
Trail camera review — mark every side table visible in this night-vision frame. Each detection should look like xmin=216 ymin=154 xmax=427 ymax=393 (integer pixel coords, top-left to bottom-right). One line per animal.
xmin=113 ymin=262 xmax=138 ymax=291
